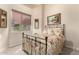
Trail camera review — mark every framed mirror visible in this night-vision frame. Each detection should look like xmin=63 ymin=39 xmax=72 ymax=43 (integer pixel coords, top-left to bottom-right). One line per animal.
xmin=34 ymin=19 xmax=39 ymax=29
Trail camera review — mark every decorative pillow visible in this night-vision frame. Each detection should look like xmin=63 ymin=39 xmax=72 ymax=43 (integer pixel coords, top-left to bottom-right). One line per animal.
xmin=47 ymin=28 xmax=55 ymax=35
xmin=53 ymin=28 xmax=63 ymax=36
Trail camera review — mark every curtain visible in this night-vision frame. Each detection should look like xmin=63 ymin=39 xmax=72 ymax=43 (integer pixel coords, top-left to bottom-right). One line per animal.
xmin=12 ymin=10 xmax=31 ymax=31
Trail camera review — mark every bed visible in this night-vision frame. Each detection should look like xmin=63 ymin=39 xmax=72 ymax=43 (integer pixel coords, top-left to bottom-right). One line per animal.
xmin=22 ymin=24 xmax=65 ymax=55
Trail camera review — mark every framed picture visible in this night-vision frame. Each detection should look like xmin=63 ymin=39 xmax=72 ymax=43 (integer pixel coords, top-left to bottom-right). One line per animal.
xmin=47 ymin=13 xmax=61 ymax=25
xmin=0 ymin=9 xmax=7 ymax=28
xmin=34 ymin=19 xmax=39 ymax=29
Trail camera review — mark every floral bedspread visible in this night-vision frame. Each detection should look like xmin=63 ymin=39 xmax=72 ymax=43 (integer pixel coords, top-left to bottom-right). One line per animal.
xmin=37 ymin=27 xmax=64 ymax=55
xmin=22 ymin=27 xmax=64 ymax=55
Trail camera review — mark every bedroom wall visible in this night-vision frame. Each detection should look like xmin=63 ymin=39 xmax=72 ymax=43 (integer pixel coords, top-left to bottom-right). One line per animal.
xmin=31 ymin=5 xmax=43 ymax=34
xmin=9 ymin=4 xmax=44 ymax=48
xmin=0 ymin=4 xmax=33 ymax=52
xmin=44 ymin=4 xmax=79 ymax=50
xmin=0 ymin=4 xmax=11 ymax=52
xmin=9 ymin=4 xmax=32 ymax=47
xmin=1 ymin=4 xmax=79 ymax=52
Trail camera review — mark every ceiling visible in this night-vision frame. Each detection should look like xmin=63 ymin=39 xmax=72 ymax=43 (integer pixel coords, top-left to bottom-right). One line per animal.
xmin=23 ymin=4 xmax=41 ymax=8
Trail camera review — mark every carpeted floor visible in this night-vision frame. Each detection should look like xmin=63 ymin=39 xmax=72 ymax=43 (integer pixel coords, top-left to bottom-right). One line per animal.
xmin=0 ymin=45 xmax=26 ymax=55
xmin=60 ymin=46 xmax=79 ymax=55
xmin=0 ymin=45 xmax=79 ymax=55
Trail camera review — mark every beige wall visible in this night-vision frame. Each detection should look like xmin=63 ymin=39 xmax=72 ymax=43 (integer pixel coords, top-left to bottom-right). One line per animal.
xmin=44 ymin=4 xmax=79 ymax=50
xmin=1 ymin=4 xmax=79 ymax=52
xmin=9 ymin=4 xmax=32 ymax=47
xmin=9 ymin=4 xmax=79 ymax=50
xmin=0 ymin=4 xmax=11 ymax=52
xmin=31 ymin=5 xmax=43 ymax=34
xmin=0 ymin=4 xmax=32 ymax=52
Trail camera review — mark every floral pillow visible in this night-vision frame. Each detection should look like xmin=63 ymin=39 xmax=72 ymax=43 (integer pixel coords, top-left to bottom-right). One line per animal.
xmin=53 ymin=28 xmax=63 ymax=36
xmin=47 ymin=28 xmax=55 ymax=35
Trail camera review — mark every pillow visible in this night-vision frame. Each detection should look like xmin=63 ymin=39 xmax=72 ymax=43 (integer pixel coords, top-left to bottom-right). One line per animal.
xmin=53 ymin=28 xmax=63 ymax=36
xmin=47 ymin=28 xmax=55 ymax=35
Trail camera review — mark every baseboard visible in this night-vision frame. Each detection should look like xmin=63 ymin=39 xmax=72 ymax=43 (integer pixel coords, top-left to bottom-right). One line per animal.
xmin=65 ymin=45 xmax=79 ymax=51
xmin=8 ymin=43 xmax=21 ymax=48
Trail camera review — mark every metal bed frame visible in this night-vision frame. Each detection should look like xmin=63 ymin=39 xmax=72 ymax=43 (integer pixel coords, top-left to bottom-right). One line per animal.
xmin=22 ymin=32 xmax=48 ymax=55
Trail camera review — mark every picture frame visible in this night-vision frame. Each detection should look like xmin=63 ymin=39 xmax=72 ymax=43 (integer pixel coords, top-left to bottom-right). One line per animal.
xmin=0 ymin=9 xmax=7 ymax=28
xmin=47 ymin=13 xmax=61 ymax=25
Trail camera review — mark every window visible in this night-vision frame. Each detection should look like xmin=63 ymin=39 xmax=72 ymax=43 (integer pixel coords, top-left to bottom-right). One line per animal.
xmin=12 ymin=9 xmax=31 ymax=31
